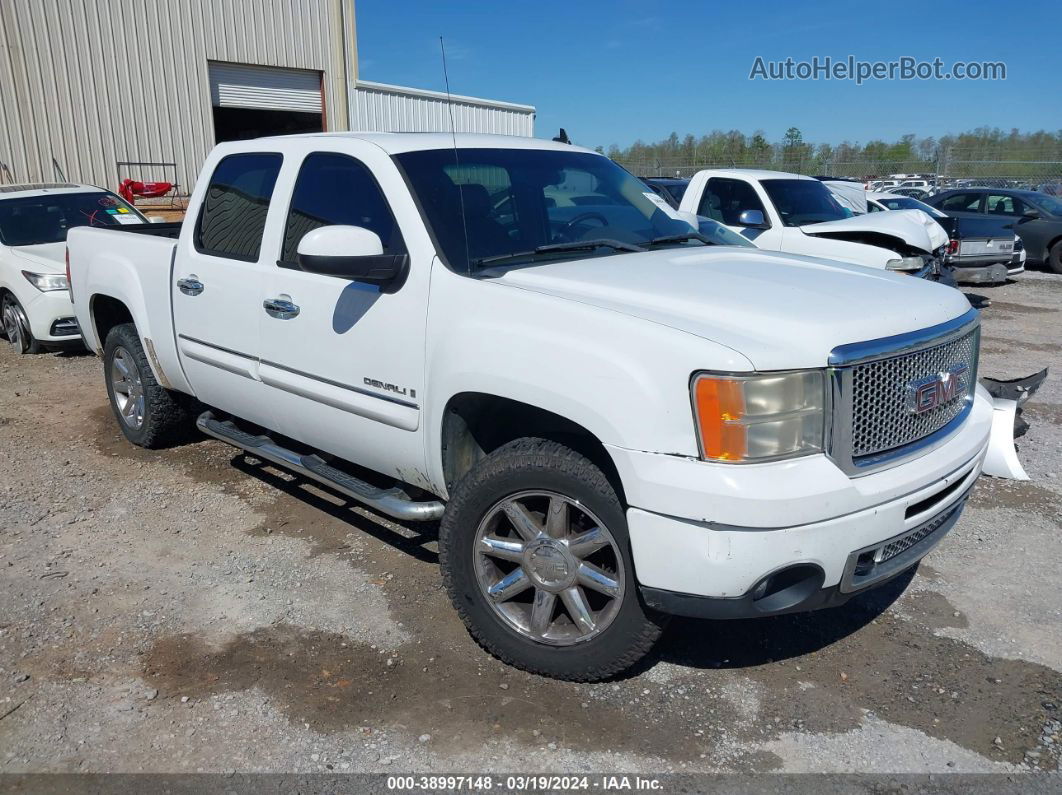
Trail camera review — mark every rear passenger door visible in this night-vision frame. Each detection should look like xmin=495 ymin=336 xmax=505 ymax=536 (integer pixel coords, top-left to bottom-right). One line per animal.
xmin=257 ymin=143 xmax=432 ymax=485
xmin=172 ymin=150 xmax=281 ymax=427
xmin=984 ymin=193 xmax=1026 ymax=219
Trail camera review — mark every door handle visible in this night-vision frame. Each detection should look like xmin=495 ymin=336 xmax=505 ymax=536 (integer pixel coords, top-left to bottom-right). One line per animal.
xmin=263 ymin=297 xmax=300 ymax=319
xmin=177 ymin=276 xmax=204 ymax=296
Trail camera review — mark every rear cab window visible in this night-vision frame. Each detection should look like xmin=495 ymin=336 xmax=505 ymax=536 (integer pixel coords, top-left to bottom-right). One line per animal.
xmin=194 ymin=152 xmax=283 ymax=261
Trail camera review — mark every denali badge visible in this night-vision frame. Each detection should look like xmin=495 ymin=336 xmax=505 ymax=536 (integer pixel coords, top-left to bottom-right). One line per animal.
xmin=905 ymin=364 xmax=969 ymax=415
xmin=363 ymin=377 xmax=416 ymax=399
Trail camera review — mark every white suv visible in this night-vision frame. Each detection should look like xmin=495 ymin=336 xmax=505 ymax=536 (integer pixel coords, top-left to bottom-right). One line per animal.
xmin=0 ymin=183 xmax=146 ymax=353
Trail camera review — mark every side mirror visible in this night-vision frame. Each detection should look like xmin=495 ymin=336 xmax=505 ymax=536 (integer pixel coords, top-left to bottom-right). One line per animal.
xmin=737 ymin=209 xmax=768 ymax=228
xmin=296 ymin=225 xmax=408 ymax=291
xmin=1021 ymin=209 xmax=1040 ymax=221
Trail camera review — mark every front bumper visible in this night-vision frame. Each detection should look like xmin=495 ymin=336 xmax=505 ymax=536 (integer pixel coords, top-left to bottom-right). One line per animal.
xmin=23 ymin=287 xmax=81 ymax=342
xmin=612 ymin=388 xmax=992 ymax=611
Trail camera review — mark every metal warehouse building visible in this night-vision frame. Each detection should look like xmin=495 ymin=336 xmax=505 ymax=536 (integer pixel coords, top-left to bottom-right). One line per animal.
xmin=0 ymin=0 xmax=535 ymax=193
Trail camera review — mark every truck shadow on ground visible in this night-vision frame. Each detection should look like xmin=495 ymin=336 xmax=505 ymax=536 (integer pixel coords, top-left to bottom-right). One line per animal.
xmin=644 ymin=571 xmax=914 ymax=674
xmin=231 ymin=453 xmax=440 ymax=564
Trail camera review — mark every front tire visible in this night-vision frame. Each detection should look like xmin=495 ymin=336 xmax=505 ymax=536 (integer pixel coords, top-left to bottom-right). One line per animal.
xmin=1047 ymin=241 xmax=1062 ymax=275
xmin=440 ymin=438 xmax=665 ymax=681
xmin=103 ymin=323 xmax=188 ymax=448
xmin=2 ymin=294 xmax=43 ymax=354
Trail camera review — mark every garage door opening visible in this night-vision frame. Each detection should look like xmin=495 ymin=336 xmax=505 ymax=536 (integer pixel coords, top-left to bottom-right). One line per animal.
xmin=209 ymin=61 xmax=324 ymax=144
xmin=212 ymin=107 xmax=322 ymax=143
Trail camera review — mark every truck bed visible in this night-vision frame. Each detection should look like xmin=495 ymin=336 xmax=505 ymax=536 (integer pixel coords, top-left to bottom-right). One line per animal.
xmin=936 ymin=216 xmax=1016 ymax=264
xmin=67 ymin=224 xmax=189 ymax=393
xmin=110 ymin=221 xmax=183 ymax=239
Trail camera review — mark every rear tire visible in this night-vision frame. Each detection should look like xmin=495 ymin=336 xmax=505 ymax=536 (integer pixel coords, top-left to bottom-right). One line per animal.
xmin=2 ymin=294 xmax=43 ymax=355
xmin=1047 ymin=241 xmax=1062 ymax=275
xmin=103 ymin=323 xmax=188 ymax=448
xmin=439 ymin=438 xmax=665 ymax=681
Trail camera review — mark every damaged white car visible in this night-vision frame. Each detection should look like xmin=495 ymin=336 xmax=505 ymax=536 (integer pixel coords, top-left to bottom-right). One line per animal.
xmin=679 ymin=169 xmax=951 ymax=282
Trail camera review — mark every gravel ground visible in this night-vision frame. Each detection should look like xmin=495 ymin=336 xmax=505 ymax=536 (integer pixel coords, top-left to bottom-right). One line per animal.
xmin=0 ymin=270 xmax=1059 ymax=776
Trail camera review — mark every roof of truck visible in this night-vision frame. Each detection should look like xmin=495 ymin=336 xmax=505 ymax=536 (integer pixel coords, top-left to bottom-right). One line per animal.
xmin=696 ymin=168 xmax=816 ymax=181
xmin=254 ymin=131 xmax=595 ymax=155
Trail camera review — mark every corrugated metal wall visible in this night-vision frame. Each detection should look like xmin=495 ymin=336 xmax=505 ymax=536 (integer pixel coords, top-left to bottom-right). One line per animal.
xmin=351 ymin=81 xmax=535 ymax=137
xmin=0 ymin=0 xmax=349 ymax=192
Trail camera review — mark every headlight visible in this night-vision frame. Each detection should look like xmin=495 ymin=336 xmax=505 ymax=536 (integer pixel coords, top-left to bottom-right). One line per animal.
xmin=691 ymin=371 xmax=825 ymax=462
xmin=22 ymin=270 xmax=69 ymax=292
xmin=885 ymin=256 xmax=925 ymax=272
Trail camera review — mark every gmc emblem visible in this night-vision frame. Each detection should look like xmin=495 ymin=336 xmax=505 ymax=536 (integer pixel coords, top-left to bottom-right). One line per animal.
xmin=905 ymin=364 xmax=969 ymax=414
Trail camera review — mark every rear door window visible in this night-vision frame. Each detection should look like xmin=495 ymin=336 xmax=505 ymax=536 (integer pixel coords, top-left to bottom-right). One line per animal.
xmin=194 ymin=152 xmax=282 ymax=261
xmin=984 ymin=194 xmax=1025 ymax=216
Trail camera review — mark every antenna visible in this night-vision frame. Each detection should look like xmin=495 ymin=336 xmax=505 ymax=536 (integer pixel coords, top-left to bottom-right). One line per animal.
xmin=440 ymin=36 xmax=472 ymax=274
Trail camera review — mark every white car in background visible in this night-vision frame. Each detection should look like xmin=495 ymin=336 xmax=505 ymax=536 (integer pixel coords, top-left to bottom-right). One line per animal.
xmin=867 ymin=191 xmax=948 ymax=218
xmin=0 ymin=183 xmax=147 ymax=353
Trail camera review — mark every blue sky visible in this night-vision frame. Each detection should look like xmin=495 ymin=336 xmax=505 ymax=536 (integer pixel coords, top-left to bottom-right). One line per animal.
xmin=354 ymin=0 xmax=1061 ymax=149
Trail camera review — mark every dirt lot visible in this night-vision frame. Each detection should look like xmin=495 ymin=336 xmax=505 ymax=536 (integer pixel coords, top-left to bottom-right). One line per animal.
xmin=0 ymin=271 xmax=1060 ymax=775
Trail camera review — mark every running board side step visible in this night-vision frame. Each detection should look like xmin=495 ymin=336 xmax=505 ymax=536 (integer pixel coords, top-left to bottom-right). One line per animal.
xmin=196 ymin=411 xmax=445 ymax=522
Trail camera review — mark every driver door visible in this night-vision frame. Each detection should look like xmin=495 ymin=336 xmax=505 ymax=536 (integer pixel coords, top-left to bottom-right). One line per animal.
xmin=696 ymin=177 xmax=782 ymax=248
xmin=257 ymin=142 xmax=431 ymax=483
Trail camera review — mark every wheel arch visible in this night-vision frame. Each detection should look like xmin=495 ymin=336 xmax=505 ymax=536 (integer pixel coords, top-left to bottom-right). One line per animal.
xmin=89 ymin=293 xmax=135 ymax=351
xmin=439 ymin=392 xmax=625 ymax=504
xmin=1044 ymin=233 xmax=1062 ymax=263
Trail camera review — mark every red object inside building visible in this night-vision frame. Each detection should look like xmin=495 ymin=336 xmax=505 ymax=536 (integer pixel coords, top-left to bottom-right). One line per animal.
xmin=118 ymin=178 xmax=174 ymax=203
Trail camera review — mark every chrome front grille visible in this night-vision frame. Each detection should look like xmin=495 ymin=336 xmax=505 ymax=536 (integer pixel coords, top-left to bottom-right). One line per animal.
xmin=849 ymin=329 xmax=978 ymax=458
xmin=827 ymin=309 xmax=981 ymax=476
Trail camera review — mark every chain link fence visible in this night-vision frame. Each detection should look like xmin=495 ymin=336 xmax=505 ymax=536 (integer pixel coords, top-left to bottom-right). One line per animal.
xmin=616 ymin=149 xmax=1062 ymax=194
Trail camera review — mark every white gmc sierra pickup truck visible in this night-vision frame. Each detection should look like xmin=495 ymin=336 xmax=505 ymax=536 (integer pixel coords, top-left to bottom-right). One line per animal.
xmin=678 ymin=169 xmax=952 ymax=281
xmin=68 ymin=133 xmax=992 ymax=681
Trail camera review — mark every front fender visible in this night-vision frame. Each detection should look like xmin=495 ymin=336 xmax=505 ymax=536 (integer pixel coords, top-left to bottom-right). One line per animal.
xmin=422 ymin=266 xmax=753 ymax=493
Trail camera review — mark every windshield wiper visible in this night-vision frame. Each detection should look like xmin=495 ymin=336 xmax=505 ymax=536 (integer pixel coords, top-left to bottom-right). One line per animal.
xmin=642 ymin=232 xmax=715 ymax=248
xmin=472 ymin=238 xmax=646 ymax=268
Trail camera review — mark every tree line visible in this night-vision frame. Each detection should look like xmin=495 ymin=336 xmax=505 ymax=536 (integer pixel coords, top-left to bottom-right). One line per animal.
xmin=597 ymin=127 xmax=1062 ymax=177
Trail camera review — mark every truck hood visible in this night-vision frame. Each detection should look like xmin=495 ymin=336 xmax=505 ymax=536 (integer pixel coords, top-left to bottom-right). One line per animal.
xmin=800 ymin=209 xmax=948 ymax=253
xmin=8 ymin=242 xmax=67 ymax=273
xmin=494 ymin=247 xmax=972 ymax=370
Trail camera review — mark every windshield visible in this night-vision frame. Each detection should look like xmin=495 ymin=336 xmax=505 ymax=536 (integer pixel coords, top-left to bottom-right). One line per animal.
xmin=697 ymin=217 xmax=755 ymax=247
xmin=761 ymin=179 xmax=850 ymax=226
xmin=394 ymin=148 xmax=700 ymax=271
xmin=1031 ymin=194 xmax=1062 ymax=216
xmin=878 ymin=196 xmax=945 ymax=217
xmin=0 ymin=191 xmax=144 ymax=246
xmin=663 ymin=182 xmax=688 ymax=203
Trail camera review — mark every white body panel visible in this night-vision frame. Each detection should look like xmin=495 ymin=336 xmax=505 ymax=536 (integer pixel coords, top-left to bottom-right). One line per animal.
xmin=68 ymin=133 xmax=993 ymax=605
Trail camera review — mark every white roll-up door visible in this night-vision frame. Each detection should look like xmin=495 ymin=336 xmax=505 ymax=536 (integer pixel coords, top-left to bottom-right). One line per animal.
xmin=208 ymin=61 xmax=322 ymax=113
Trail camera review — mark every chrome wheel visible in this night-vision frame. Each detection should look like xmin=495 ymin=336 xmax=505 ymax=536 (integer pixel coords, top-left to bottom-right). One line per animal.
xmin=3 ymin=300 xmax=24 ymax=351
xmin=110 ymin=347 xmax=145 ymax=429
xmin=474 ymin=490 xmax=625 ymax=646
